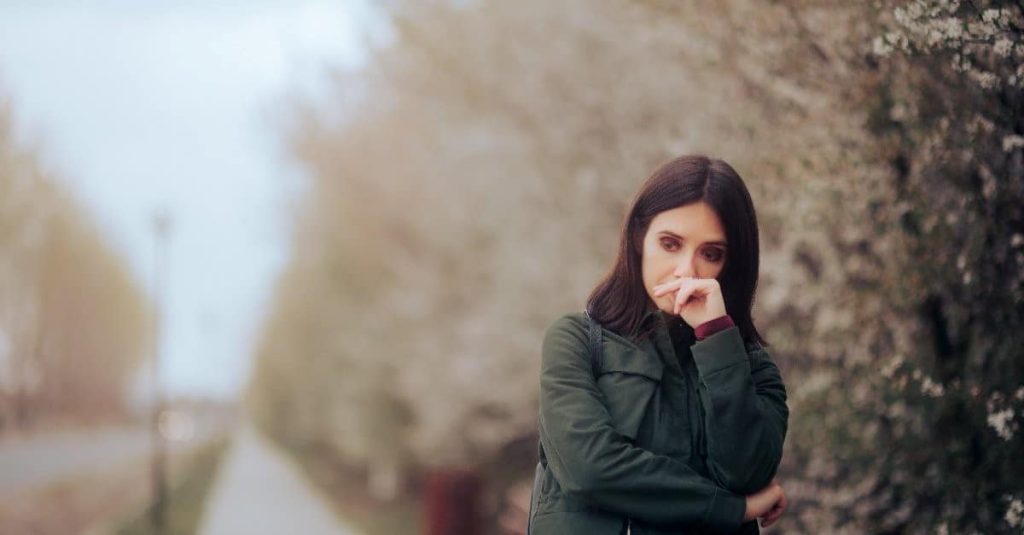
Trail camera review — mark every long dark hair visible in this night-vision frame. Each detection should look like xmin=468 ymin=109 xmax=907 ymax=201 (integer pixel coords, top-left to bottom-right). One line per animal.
xmin=586 ymin=154 xmax=767 ymax=347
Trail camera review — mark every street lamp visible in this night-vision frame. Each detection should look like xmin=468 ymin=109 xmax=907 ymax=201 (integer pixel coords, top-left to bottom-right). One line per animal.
xmin=150 ymin=210 xmax=171 ymax=534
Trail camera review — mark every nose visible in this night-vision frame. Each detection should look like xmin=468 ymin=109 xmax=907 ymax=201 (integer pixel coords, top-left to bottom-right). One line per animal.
xmin=672 ymin=251 xmax=697 ymax=279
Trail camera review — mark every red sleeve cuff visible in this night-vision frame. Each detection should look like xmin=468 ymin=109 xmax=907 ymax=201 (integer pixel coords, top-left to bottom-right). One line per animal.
xmin=695 ymin=314 xmax=735 ymax=340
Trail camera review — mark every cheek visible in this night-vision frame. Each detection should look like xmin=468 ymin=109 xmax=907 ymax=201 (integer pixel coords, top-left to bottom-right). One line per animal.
xmin=642 ymin=245 xmax=667 ymax=273
xmin=640 ymin=253 xmax=655 ymax=286
xmin=698 ymin=258 xmax=725 ymax=280
xmin=640 ymin=244 xmax=663 ymax=286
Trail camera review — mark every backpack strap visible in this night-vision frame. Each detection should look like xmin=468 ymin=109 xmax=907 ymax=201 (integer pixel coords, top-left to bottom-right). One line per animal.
xmin=584 ymin=309 xmax=603 ymax=377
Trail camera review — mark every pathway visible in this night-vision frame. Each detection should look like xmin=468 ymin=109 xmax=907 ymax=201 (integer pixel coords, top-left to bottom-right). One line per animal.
xmin=198 ymin=423 xmax=363 ymax=535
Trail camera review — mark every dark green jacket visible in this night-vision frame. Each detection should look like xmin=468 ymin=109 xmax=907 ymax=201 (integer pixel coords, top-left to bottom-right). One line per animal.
xmin=533 ymin=310 xmax=789 ymax=534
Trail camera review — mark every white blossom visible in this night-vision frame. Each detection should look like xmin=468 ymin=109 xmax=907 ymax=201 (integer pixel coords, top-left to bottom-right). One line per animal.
xmin=920 ymin=376 xmax=945 ymax=397
xmin=881 ymin=356 xmax=904 ymax=379
xmin=890 ymin=102 xmax=909 ymax=121
xmin=950 ymin=53 xmax=971 ymax=73
xmin=873 ymin=35 xmax=895 ymax=57
xmin=879 ymin=0 xmax=1022 ymax=90
xmin=967 ymin=20 xmax=1001 ymax=40
xmin=987 ymin=408 xmax=1016 ymax=441
xmin=969 ymin=69 xmax=998 ymax=90
xmin=982 ymin=8 xmax=1007 ymax=26
xmin=1006 ymin=496 xmax=1024 ymax=528
xmin=994 ymin=38 xmax=1014 ymax=58
xmin=1003 ymin=135 xmax=1024 ymax=153
xmin=925 ymin=17 xmax=962 ymax=47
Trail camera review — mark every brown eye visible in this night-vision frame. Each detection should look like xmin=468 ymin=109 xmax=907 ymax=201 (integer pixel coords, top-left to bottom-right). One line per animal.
xmin=660 ymin=237 xmax=680 ymax=252
xmin=702 ymin=248 xmax=725 ymax=262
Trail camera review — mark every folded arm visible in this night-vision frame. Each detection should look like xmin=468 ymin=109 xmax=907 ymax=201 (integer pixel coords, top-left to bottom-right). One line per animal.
xmin=691 ymin=324 xmax=789 ymax=495
xmin=540 ymin=314 xmax=746 ymax=533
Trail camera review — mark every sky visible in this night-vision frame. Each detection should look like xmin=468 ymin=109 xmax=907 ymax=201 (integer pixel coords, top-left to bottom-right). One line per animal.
xmin=0 ymin=0 xmax=387 ymax=400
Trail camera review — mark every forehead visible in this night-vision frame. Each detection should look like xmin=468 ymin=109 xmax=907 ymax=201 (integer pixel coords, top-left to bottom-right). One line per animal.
xmin=648 ymin=202 xmax=726 ymax=242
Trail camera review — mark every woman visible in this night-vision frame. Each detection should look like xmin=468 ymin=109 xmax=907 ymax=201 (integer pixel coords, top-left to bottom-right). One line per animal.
xmin=531 ymin=155 xmax=789 ymax=534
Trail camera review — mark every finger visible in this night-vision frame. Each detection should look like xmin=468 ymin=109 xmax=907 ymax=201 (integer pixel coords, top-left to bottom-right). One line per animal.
xmin=761 ymin=506 xmax=781 ymax=527
xmin=656 ymin=277 xmax=715 ymax=298
xmin=674 ymin=279 xmax=705 ymax=315
xmin=688 ymin=278 xmax=716 ymax=297
xmin=654 ymin=285 xmax=678 ymax=298
xmin=762 ymin=492 xmax=788 ymax=527
xmin=676 ymin=279 xmax=715 ymax=306
xmin=653 ymin=277 xmax=688 ymax=297
xmin=674 ymin=281 xmax=697 ymax=315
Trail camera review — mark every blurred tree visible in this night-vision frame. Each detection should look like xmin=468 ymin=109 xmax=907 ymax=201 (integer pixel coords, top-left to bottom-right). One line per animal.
xmin=0 ymin=96 xmax=149 ymax=431
xmin=248 ymin=0 xmax=1023 ymax=532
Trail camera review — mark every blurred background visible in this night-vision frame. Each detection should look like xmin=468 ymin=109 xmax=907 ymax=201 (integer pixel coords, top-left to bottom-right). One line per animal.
xmin=0 ymin=0 xmax=1021 ymax=534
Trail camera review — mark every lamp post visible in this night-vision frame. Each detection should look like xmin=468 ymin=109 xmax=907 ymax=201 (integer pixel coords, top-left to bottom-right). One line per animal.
xmin=150 ymin=210 xmax=171 ymax=534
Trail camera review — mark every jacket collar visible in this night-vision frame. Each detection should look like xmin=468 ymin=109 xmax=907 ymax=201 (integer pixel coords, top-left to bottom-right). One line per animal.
xmin=599 ymin=307 xmax=691 ymax=356
xmin=637 ymin=308 xmax=695 ymax=360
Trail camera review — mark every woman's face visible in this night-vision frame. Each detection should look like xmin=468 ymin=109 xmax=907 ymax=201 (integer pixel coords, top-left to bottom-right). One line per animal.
xmin=640 ymin=201 xmax=728 ymax=314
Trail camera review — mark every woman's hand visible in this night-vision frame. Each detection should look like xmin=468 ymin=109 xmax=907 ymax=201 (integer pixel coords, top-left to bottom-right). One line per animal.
xmin=742 ymin=479 xmax=787 ymax=528
xmin=652 ymin=277 xmax=727 ymax=328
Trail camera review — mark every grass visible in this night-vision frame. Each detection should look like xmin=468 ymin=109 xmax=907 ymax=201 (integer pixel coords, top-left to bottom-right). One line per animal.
xmin=114 ymin=436 xmax=231 ymax=535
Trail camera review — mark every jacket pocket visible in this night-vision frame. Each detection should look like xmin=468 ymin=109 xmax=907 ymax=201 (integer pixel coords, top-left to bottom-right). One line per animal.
xmin=595 ymin=348 xmax=664 ymax=442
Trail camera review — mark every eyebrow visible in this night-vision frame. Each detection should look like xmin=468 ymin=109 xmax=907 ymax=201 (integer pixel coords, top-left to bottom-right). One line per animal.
xmin=658 ymin=230 xmax=727 ymax=247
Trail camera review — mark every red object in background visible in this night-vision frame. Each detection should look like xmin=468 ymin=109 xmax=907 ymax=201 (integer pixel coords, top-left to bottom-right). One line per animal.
xmin=424 ymin=468 xmax=481 ymax=535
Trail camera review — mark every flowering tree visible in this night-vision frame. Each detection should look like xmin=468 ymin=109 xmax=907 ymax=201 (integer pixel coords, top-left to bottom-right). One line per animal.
xmin=849 ymin=1 xmax=1024 ymax=532
xmin=247 ymin=0 xmax=1023 ymax=531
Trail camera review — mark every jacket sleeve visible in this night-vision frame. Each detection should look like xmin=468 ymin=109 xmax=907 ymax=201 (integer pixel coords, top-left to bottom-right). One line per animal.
xmin=690 ymin=325 xmax=789 ymax=495
xmin=540 ymin=314 xmax=746 ymax=533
